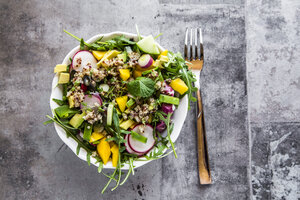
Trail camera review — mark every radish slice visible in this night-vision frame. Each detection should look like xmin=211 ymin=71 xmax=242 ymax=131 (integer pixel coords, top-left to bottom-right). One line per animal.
xmin=99 ymin=84 xmax=109 ymax=92
xmin=125 ymin=134 xmax=144 ymax=156
xmin=128 ymin=124 xmax=155 ymax=153
xmin=72 ymin=50 xmax=97 ymax=72
xmin=138 ymin=54 xmax=153 ymax=68
xmin=161 ymin=103 xmax=175 ymax=114
xmin=156 ymin=121 xmax=166 ymax=132
xmin=80 ymin=93 xmax=102 ymax=109
xmin=161 ymin=82 xmax=174 ymax=96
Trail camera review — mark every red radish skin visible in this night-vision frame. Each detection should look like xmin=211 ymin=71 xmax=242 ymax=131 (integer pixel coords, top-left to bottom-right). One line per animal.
xmin=128 ymin=124 xmax=155 ymax=154
xmin=71 ymin=50 xmax=98 ymax=72
xmin=138 ymin=54 xmax=153 ymax=68
xmin=125 ymin=135 xmax=144 ymax=156
xmin=161 ymin=103 xmax=175 ymax=114
xmin=161 ymin=82 xmax=175 ymax=96
xmin=156 ymin=121 xmax=166 ymax=132
xmin=80 ymin=93 xmax=102 ymax=109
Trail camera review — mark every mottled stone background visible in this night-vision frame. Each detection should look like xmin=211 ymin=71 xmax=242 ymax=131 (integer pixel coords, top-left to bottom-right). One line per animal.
xmin=0 ymin=0 xmax=299 ymax=200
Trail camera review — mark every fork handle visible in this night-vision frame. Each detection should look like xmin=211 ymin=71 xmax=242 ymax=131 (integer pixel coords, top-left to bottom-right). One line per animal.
xmin=196 ymin=90 xmax=212 ymax=184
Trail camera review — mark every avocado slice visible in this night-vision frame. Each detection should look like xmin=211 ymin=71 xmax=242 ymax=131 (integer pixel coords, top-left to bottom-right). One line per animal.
xmin=69 ymin=112 xmax=85 ymax=129
xmin=54 ymin=64 xmax=67 ymax=73
xmin=68 ymin=96 xmax=75 ymax=108
xmin=97 ymin=50 xmax=121 ymax=68
xmin=58 ymin=73 xmax=70 ymax=84
xmin=117 ymin=52 xmax=127 ymax=62
xmin=119 ymin=119 xmax=135 ymax=130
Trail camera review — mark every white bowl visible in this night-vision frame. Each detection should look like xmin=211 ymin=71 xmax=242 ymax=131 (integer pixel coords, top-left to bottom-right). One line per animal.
xmin=50 ymin=32 xmax=188 ymax=169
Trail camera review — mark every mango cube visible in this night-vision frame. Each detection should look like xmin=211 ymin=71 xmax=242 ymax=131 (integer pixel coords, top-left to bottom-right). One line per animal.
xmin=89 ymin=132 xmax=105 ymax=143
xmin=97 ymin=138 xmax=111 ymax=165
xmin=133 ymin=70 xmax=142 ymax=78
xmin=116 ymin=96 xmax=128 ymax=112
xmin=92 ymin=51 xmax=107 ymax=60
xmin=111 ymin=144 xmax=119 ymax=167
xmin=170 ymin=78 xmax=188 ymax=95
xmin=159 ymin=50 xmax=168 ymax=57
xmin=119 ymin=69 xmax=131 ymax=81
xmin=97 ymin=50 xmax=121 ymax=67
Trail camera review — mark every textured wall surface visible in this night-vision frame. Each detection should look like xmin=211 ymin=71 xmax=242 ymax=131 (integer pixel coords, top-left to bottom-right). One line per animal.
xmin=247 ymin=0 xmax=300 ymax=199
xmin=0 ymin=0 xmax=298 ymax=199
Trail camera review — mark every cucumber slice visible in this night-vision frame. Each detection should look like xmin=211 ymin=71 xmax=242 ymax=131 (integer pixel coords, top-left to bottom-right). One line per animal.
xmin=83 ymin=123 xmax=93 ymax=141
xmin=126 ymin=98 xmax=135 ymax=108
xmin=107 ymin=103 xmax=114 ymax=126
xmin=137 ymin=35 xmax=160 ymax=55
xmin=159 ymin=94 xmax=179 ymax=105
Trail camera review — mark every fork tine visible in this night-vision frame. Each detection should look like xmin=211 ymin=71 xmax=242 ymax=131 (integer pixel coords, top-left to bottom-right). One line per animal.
xmin=199 ymin=28 xmax=204 ymax=60
xmin=190 ymin=28 xmax=193 ymax=60
xmin=194 ymin=28 xmax=198 ymax=59
xmin=184 ymin=27 xmax=188 ymax=60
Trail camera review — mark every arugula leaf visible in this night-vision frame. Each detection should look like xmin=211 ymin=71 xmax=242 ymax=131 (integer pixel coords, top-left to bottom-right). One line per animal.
xmin=98 ymin=162 xmax=103 ymax=173
xmin=52 ymin=98 xmax=67 ymax=106
xmin=54 ymin=105 xmax=80 ymax=118
xmin=43 ymin=119 xmax=53 ymax=125
xmin=127 ymin=77 xmax=155 ymax=98
xmin=87 ymin=152 xmax=91 ymax=166
xmin=80 ymin=38 xmax=85 ymax=50
xmin=45 ymin=115 xmax=94 ymax=153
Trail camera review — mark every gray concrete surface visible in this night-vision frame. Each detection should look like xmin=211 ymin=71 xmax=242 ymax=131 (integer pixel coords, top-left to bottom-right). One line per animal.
xmin=0 ymin=0 xmax=299 ymax=199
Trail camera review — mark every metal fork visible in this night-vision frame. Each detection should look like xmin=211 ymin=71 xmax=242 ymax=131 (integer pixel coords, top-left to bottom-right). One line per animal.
xmin=184 ymin=27 xmax=212 ymax=184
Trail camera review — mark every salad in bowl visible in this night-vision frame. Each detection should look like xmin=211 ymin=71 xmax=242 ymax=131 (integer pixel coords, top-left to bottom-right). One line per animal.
xmin=45 ymin=29 xmax=196 ymax=193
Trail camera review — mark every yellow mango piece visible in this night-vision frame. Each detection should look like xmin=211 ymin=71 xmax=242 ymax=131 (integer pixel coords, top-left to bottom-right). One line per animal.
xmin=116 ymin=96 xmax=128 ymax=112
xmin=58 ymin=73 xmax=70 ymax=84
xmin=97 ymin=50 xmax=121 ymax=67
xmin=170 ymin=78 xmax=189 ymax=95
xmin=89 ymin=132 xmax=104 ymax=143
xmin=120 ymin=119 xmax=136 ymax=130
xmin=133 ymin=70 xmax=142 ymax=78
xmin=97 ymin=138 xmax=111 ymax=165
xmin=92 ymin=51 xmax=107 ymax=60
xmin=68 ymin=96 xmax=75 ymax=108
xmin=159 ymin=50 xmax=168 ymax=57
xmin=119 ymin=69 xmax=131 ymax=81
xmin=111 ymin=144 xmax=119 ymax=167
xmin=54 ymin=64 xmax=67 ymax=73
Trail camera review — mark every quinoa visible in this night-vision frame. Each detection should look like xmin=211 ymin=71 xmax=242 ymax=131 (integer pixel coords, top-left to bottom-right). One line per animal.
xmin=92 ymin=68 xmax=107 ymax=82
xmin=72 ymin=67 xmax=107 ymax=84
xmin=129 ymin=102 xmax=156 ymax=123
xmin=128 ymin=52 xmax=140 ymax=67
xmin=66 ymin=86 xmax=85 ymax=107
xmin=103 ymin=58 xmax=124 ymax=68
xmin=155 ymin=81 xmax=162 ymax=90
xmin=83 ymin=110 xmax=102 ymax=124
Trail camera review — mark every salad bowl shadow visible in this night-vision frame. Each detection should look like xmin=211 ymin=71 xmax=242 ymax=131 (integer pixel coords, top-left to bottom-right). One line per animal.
xmin=50 ymin=32 xmax=188 ymax=169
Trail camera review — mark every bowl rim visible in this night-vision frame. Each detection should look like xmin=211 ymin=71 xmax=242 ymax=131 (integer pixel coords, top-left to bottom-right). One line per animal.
xmin=50 ymin=31 xmax=188 ymax=169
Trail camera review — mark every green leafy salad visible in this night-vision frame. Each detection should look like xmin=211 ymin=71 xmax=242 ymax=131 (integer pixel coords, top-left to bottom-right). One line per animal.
xmin=45 ymin=28 xmax=196 ymax=193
